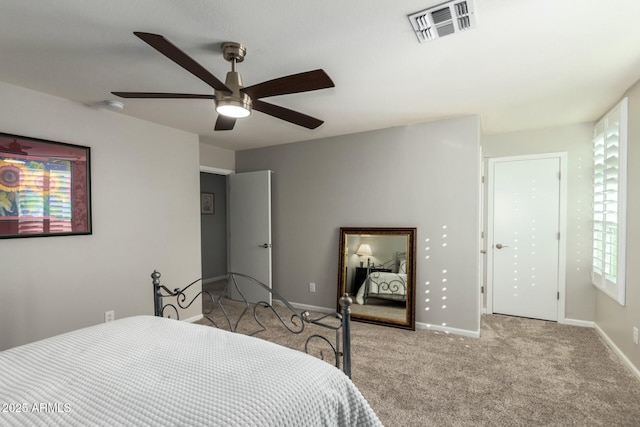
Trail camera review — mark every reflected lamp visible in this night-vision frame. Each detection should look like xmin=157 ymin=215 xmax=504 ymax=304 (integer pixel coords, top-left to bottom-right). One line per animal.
xmin=356 ymin=244 xmax=373 ymax=267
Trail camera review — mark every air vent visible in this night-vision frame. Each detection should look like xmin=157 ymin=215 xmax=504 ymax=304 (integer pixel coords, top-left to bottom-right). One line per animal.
xmin=408 ymin=0 xmax=476 ymax=43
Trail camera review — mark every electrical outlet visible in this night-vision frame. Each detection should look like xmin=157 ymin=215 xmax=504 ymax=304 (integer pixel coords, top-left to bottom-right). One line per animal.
xmin=104 ymin=310 xmax=115 ymax=323
xmin=309 ymin=282 xmax=316 ymax=293
xmin=633 ymin=327 xmax=638 ymax=345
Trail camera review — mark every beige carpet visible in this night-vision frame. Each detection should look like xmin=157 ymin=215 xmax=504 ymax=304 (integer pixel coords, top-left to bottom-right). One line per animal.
xmin=200 ymin=292 xmax=640 ymax=426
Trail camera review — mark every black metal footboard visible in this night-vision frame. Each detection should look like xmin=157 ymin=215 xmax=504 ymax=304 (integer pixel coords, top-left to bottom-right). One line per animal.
xmin=364 ymin=271 xmax=407 ymax=304
xmin=151 ymin=270 xmax=353 ymax=378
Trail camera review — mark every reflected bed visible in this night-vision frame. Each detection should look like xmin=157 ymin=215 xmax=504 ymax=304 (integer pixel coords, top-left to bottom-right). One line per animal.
xmin=355 ymin=257 xmax=408 ymax=305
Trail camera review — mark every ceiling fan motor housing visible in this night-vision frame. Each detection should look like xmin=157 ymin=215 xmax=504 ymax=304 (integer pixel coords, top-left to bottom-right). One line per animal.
xmin=221 ymin=42 xmax=246 ymax=63
xmin=215 ymin=71 xmax=252 ymax=117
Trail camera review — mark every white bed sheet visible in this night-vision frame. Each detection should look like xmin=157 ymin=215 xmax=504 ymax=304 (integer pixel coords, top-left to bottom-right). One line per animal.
xmin=0 ymin=315 xmax=381 ymax=426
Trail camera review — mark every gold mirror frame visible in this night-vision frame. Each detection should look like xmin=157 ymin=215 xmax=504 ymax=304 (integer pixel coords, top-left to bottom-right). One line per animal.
xmin=337 ymin=227 xmax=416 ymax=330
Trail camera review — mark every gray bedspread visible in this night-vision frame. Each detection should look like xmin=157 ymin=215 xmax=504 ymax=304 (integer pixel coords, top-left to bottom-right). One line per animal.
xmin=0 ymin=315 xmax=381 ymax=426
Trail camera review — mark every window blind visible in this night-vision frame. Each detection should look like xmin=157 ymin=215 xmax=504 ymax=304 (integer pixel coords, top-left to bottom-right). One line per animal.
xmin=592 ymin=97 xmax=627 ymax=305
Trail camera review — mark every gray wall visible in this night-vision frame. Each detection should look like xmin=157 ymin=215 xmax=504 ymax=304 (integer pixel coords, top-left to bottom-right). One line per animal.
xmin=236 ymin=116 xmax=481 ymax=333
xmin=200 ymin=172 xmax=227 ymax=280
xmin=483 ymin=123 xmax=595 ymax=321
xmin=199 ymin=141 xmax=235 ymax=171
xmin=595 ymin=77 xmax=640 ymax=371
xmin=0 ymin=82 xmax=202 ymax=350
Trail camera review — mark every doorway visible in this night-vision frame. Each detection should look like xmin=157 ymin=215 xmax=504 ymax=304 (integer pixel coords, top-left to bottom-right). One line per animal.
xmin=486 ymin=153 xmax=567 ymax=322
xmin=200 ymin=170 xmax=229 ymax=284
xmin=199 ymin=167 xmax=273 ymax=304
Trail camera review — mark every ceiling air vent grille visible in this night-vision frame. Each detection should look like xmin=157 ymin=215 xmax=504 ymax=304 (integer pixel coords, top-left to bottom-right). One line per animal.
xmin=408 ymin=0 xmax=476 ymax=43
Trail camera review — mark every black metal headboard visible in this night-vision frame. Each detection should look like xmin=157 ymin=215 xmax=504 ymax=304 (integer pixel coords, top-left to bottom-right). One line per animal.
xmin=151 ymin=270 xmax=353 ymax=377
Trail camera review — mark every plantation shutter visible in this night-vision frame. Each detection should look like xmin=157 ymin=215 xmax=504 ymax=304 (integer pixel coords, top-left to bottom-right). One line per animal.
xmin=591 ymin=98 xmax=627 ymax=305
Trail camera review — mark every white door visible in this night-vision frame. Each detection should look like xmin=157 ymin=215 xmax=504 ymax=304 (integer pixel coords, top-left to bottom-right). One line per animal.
xmin=228 ymin=170 xmax=272 ymax=304
xmin=488 ymin=156 xmax=561 ymax=321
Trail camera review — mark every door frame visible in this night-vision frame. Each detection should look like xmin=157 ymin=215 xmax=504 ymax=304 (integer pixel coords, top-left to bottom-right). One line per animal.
xmin=200 ymin=166 xmax=234 ymax=176
xmin=485 ymin=153 xmax=568 ymax=322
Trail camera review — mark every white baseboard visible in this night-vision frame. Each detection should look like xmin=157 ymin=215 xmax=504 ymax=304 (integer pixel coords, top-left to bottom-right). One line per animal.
xmin=202 ymin=275 xmax=227 ymax=285
xmin=561 ymin=318 xmax=595 ymax=328
xmin=594 ymin=323 xmax=640 ymax=382
xmin=416 ymin=321 xmax=480 ymax=338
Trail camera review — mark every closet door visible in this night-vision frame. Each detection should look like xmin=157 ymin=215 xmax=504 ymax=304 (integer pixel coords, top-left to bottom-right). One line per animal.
xmin=488 ymin=156 xmax=562 ymax=321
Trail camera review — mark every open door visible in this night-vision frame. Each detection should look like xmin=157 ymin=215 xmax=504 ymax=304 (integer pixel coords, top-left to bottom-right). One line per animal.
xmin=228 ymin=170 xmax=272 ymax=304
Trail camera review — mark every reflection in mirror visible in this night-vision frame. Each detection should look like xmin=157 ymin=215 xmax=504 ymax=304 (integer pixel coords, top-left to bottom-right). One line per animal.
xmin=338 ymin=227 xmax=416 ymax=330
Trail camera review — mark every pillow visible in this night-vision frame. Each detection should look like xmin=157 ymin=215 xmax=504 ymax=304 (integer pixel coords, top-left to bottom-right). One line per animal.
xmin=398 ymin=259 xmax=407 ymax=274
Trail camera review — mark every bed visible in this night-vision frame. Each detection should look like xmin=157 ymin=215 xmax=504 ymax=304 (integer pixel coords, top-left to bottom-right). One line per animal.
xmin=0 ymin=272 xmax=381 ymax=426
xmin=355 ymin=255 xmax=407 ymax=305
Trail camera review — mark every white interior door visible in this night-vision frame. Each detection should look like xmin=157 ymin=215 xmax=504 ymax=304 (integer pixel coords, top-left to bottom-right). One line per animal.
xmin=228 ymin=170 xmax=272 ymax=304
xmin=489 ymin=156 xmax=561 ymax=321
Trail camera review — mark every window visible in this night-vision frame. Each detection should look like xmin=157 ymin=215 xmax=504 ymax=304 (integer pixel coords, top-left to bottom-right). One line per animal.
xmin=592 ymin=98 xmax=628 ymax=305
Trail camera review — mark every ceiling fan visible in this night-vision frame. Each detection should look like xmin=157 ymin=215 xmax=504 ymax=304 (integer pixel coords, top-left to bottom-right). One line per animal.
xmin=112 ymin=32 xmax=335 ymax=131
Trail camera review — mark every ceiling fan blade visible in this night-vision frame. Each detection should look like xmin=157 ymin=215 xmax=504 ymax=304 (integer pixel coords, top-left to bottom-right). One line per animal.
xmin=242 ymin=69 xmax=334 ymax=100
xmin=133 ymin=32 xmax=231 ymax=93
xmin=253 ymin=100 xmax=324 ymax=129
xmin=111 ymin=92 xmax=215 ymax=99
xmin=215 ymin=115 xmax=236 ymax=131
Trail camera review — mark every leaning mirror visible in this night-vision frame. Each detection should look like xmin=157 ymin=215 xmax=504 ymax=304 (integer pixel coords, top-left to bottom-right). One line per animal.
xmin=338 ymin=227 xmax=416 ymax=330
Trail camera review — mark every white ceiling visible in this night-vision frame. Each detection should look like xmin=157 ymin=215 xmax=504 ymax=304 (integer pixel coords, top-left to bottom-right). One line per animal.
xmin=1 ymin=0 xmax=639 ymax=151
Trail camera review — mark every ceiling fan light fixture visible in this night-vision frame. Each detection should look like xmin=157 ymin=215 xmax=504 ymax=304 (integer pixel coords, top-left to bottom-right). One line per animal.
xmin=216 ymin=103 xmax=251 ymax=118
xmin=216 ymin=93 xmax=252 ymax=118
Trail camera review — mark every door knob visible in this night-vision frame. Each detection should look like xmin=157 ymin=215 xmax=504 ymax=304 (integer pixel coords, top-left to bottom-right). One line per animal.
xmin=495 ymin=243 xmax=508 ymax=249
xmin=259 ymin=243 xmax=272 ymax=248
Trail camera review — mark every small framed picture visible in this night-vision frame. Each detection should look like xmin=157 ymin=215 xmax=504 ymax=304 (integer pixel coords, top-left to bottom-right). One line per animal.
xmin=200 ymin=192 xmax=214 ymax=215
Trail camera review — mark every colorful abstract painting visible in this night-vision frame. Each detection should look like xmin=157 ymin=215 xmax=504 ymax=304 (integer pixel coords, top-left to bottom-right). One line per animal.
xmin=0 ymin=133 xmax=90 ymax=238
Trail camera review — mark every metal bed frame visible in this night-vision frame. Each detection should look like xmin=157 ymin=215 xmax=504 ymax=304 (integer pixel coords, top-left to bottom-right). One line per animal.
xmin=363 ymin=270 xmax=407 ymax=304
xmin=151 ymin=270 xmax=353 ymax=377
xmin=363 ymin=252 xmax=407 ymax=304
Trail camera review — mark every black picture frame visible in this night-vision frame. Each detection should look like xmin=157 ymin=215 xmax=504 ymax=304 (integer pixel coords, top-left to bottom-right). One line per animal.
xmin=0 ymin=132 xmax=91 ymax=239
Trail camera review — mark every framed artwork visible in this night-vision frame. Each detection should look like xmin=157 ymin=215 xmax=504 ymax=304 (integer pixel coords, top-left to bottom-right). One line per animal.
xmin=201 ymin=192 xmax=214 ymax=215
xmin=0 ymin=132 xmax=91 ymax=239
